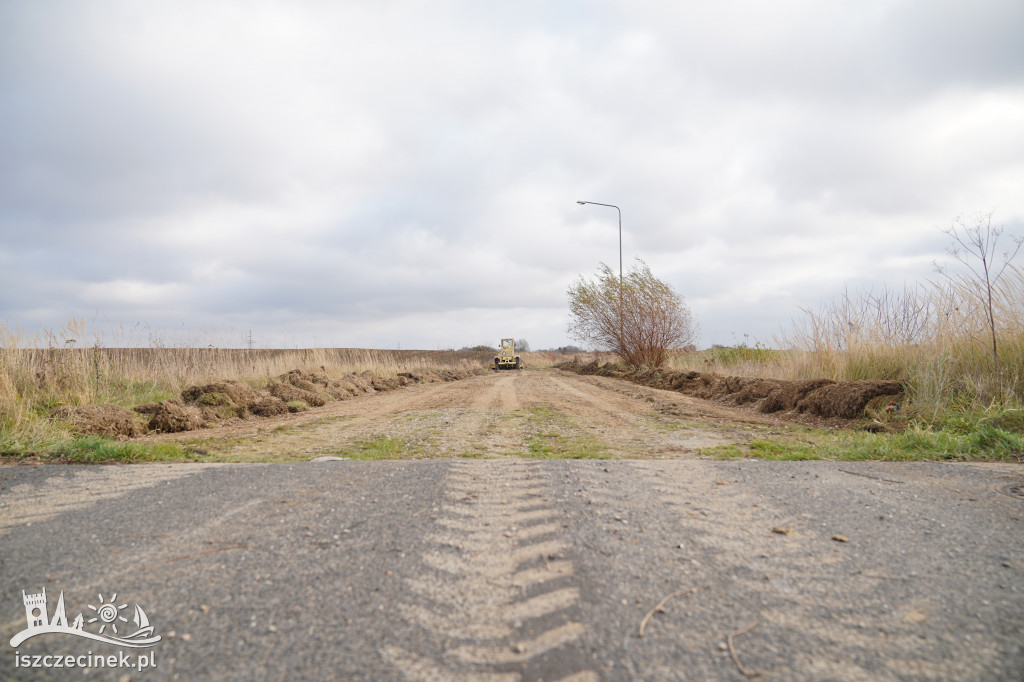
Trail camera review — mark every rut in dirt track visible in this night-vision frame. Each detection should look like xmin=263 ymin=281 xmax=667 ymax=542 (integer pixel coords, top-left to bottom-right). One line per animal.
xmin=149 ymin=369 xmax=768 ymax=461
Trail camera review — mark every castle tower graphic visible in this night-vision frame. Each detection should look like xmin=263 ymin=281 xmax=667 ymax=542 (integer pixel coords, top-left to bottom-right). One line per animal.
xmin=23 ymin=588 xmax=48 ymax=629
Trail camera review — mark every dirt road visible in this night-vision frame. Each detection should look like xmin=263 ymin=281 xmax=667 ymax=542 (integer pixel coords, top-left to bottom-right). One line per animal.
xmin=145 ymin=368 xmax=786 ymax=461
xmin=2 ymin=369 xmax=1023 ymax=680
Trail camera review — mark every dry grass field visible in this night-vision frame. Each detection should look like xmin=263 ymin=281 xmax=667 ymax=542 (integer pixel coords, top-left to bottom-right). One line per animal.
xmin=2 ymin=262 xmax=1022 ymax=464
xmin=0 ymin=320 xmax=593 ymax=459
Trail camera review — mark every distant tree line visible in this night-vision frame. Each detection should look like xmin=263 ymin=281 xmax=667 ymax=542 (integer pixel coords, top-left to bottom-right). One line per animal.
xmin=456 ymin=342 xmax=586 ymax=353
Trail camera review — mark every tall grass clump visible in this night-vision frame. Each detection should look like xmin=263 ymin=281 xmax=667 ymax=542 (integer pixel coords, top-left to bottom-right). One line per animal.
xmin=779 ymin=265 xmax=1024 ymax=415
xmin=773 ymin=215 xmax=1024 ymax=418
xmin=0 ymin=318 xmax=491 ymax=458
xmin=665 ymin=217 xmax=1024 ymax=425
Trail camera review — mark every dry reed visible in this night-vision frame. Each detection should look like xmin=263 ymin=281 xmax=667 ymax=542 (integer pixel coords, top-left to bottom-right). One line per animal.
xmin=0 ymin=319 xmax=491 ymax=436
xmin=668 ymin=266 xmax=1024 ymax=414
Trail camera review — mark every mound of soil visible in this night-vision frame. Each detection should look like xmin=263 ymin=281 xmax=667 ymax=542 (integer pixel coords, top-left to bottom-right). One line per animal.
xmin=280 ymin=368 xmax=330 ymax=391
xmin=137 ymin=399 xmax=206 ymax=433
xmin=329 ymin=380 xmax=361 ymax=398
xmin=267 ymin=381 xmax=328 ymax=407
xmin=557 ymin=360 xmax=905 ymax=421
xmin=796 ymin=380 xmax=905 ymax=419
xmin=759 ymin=379 xmax=837 ymax=413
xmin=121 ymin=366 xmax=489 ymax=437
xmin=347 ymin=373 xmax=375 ymax=393
xmin=51 ymin=404 xmax=145 ymax=439
xmin=181 ymin=381 xmax=263 ymax=409
xmin=249 ymin=396 xmax=290 ymax=417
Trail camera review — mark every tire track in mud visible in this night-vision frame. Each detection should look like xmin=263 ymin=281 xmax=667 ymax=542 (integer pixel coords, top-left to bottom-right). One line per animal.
xmin=382 ymin=460 xmax=598 ymax=682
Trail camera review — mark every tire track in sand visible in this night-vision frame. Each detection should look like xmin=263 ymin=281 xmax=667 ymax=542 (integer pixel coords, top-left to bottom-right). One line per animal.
xmin=397 ymin=373 xmax=524 ymax=458
xmin=381 ymin=460 xmax=598 ymax=681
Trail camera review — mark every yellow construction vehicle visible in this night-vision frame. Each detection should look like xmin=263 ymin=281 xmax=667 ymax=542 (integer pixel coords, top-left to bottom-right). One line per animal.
xmin=492 ymin=338 xmax=523 ymax=370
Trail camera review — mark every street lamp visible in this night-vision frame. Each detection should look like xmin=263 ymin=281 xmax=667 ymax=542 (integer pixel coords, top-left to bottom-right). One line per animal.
xmin=577 ymin=200 xmax=624 ymax=351
xmin=576 ymin=200 xmax=622 ymax=286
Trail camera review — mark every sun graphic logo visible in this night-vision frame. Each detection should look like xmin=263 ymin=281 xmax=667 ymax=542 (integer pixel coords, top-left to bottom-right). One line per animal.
xmin=87 ymin=594 xmax=129 ymax=636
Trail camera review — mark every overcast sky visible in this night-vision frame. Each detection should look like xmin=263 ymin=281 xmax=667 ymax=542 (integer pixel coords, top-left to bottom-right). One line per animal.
xmin=2 ymin=1 xmax=1022 ymax=350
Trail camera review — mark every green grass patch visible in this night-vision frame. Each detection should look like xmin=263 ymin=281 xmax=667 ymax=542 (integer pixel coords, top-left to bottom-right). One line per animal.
xmin=705 ymin=343 xmax=779 ymax=366
xmin=705 ymin=421 xmax=1024 ymax=462
xmin=95 ymin=379 xmax=176 ymax=409
xmin=0 ymin=435 xmax=191 ymax=464
xmin=334 ymin=435 xmax=415 ymax=460
xmin=702 ymin=444 xmax=746 ymax=459
xmin=516 ymin=405 xmax=613 ymax=459
xmin=51 ymin=437 xmax=190 ymax=463
xmin=286 ymin=400 xmax=310 ymax=413
xmin=524 ymin=432 xmax=610 ymax=459
xmin=746 ymin=439 xmax=821 ymax=460
xmin=643 ymin=414 xmax=693 ymax=432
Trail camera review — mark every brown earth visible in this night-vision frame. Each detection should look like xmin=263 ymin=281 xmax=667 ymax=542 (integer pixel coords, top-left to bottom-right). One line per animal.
xmin=51 ymin=367 xmax=487 ymax=440
xmin=135 ymin=368 xmax=836 ymax=462
xmin=559 ymin=360 xmax=905 ymax=420
xmin=54 ymin=360 xmax=906 ymax=452
xmin=50 ymin=404 xmax=145 ymax=438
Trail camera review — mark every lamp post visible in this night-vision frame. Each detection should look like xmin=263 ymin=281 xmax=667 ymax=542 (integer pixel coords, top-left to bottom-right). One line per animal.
xmin=577 ymin=200 xmax=623 ymax=352
xmin=576 ymin=201 xmax=622 ymax=287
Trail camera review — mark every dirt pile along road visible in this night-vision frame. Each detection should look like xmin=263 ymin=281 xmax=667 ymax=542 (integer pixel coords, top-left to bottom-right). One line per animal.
xmin=139 ymin=367 xmax=798 ymax=461
xmin=558 ymin=359 xmax=906 ymax=421
xmin=52 ymin=366 xmax=487 ymax=439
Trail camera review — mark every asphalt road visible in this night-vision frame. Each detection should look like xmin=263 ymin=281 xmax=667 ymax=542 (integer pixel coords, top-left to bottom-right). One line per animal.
xmin=1 ymin=459 xmax=1022 ymax=681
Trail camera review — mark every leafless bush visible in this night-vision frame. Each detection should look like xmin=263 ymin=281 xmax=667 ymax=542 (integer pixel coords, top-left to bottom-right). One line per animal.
xmin=567 ymin=259 xmax=698 ymax=368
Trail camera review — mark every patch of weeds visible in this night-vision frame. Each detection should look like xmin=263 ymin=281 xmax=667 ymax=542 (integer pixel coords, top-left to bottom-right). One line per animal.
xmin=934 ymin=405 xmax=1024 ymax=437
xmin=0 ymin=419 xmax=188 ymax=463
xmin=703 ymin=444 xmax=746 ymax=459
xmin=46 ymin=436 xmax=191 ymax=463
xmin=969 ymin=422 xmax=1022 ymax=453
xmin=524 ymin=433 xmax=610 ymax=459
xmin=716 ymin=421 xmax=1024 ymax=462
xmin=748 ymin=439 xmax=821 ymax=461
xmin=832 ymin=422 xmax=1023 ymax=461
xmin=286 ymin=400 xmax=310 ymax=413
xmin=335 ymin=436 xmax=415 ymax=460
xmin=518 ymin=405 xmax=612 ymax=459
xmin=707 ymin=342 xmax=778 ymax=366
xmin=97 ymin=379 xmax=175 ymax=409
